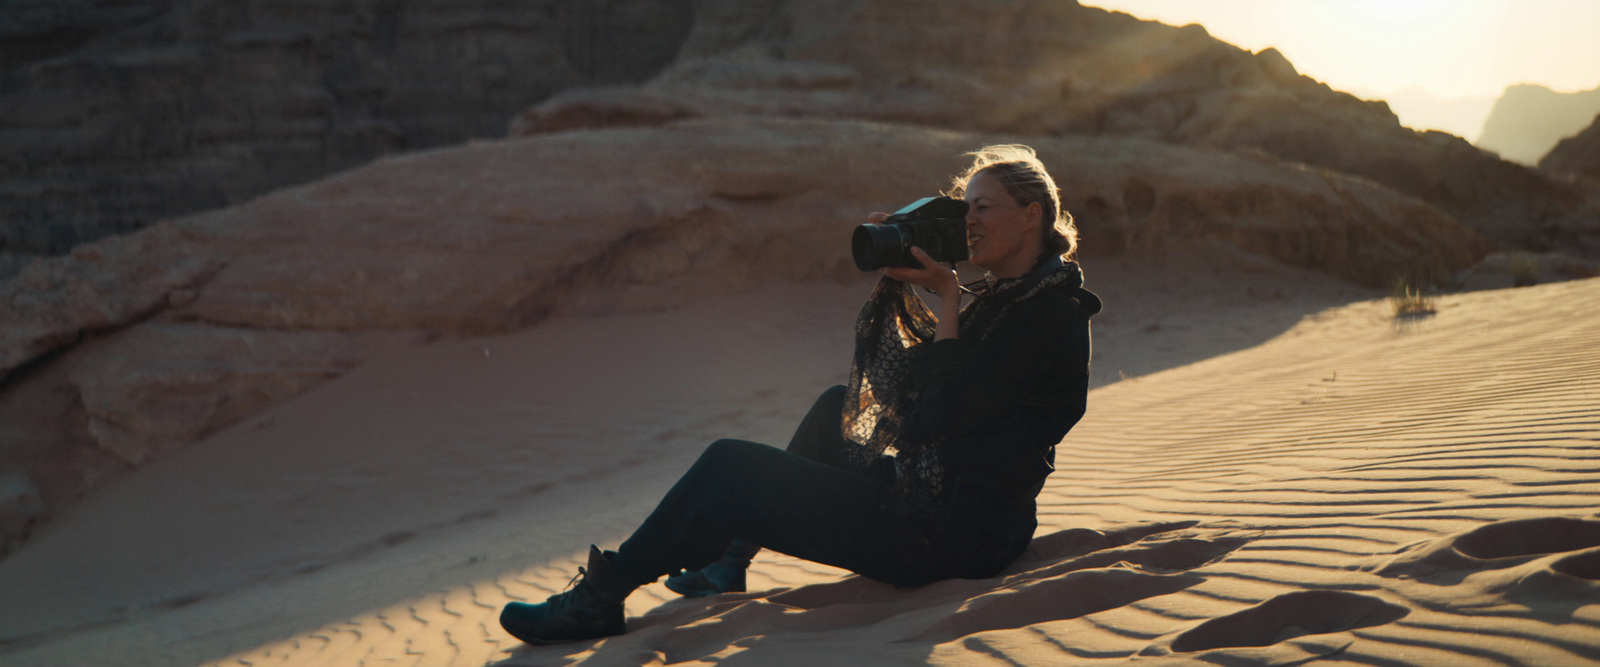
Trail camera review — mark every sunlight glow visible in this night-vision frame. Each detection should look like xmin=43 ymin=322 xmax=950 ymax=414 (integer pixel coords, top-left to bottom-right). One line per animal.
xmin=1084 ymin=0 xmax=1600 ymax=140
xmin=1087 ymin=0 xmax=1600 ymax=98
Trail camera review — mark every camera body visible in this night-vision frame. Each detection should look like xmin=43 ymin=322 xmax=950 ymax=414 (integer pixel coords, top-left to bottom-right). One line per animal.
xmin=852 ymin=196 xmax=970 ymax=271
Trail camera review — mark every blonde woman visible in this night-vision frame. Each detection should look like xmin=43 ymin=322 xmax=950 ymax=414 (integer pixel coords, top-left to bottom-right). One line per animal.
xmin=501 ymin=144 xmax=1101 ymax=644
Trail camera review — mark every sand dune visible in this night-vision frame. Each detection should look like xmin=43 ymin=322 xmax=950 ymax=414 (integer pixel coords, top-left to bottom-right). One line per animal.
xmin=1 ymin=265 xmax=1597 ymax=666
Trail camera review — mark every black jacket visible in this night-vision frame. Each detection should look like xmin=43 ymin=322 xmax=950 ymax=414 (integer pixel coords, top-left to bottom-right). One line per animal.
xmin=907 ymin=261 xmax=1101 ymax=513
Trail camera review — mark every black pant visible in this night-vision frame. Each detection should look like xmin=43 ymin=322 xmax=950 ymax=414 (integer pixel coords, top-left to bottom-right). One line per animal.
xmin=613 ymin=386 xmax=1031 ymax=589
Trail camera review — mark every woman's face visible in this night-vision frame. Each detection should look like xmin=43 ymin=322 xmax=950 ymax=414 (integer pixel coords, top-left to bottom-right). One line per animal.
xmin=963 ymin=172 xmax=1040 ymax=278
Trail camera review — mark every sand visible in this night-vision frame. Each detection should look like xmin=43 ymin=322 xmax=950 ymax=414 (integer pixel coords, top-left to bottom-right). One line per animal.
xmin=1 ymin=252 xmax=1597 ymax=667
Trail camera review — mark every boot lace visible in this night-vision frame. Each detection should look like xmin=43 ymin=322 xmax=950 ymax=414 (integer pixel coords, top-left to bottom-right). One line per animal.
xmin=564 ymin=567 xmax=588 ymax=592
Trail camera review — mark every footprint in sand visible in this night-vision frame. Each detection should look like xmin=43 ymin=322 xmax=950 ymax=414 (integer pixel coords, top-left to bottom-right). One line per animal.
xmin=1157 ymin=590 xmax=1409 ymax=654
xmin=1365 ymin=516 xmax=1600 ymax=584
xmin=1455 ymin=516 xmax=1600 ymax=560
xmin=1352 ymin=515 xmax=1600 ymax=624
xmin=1553 ymin=548 xmax=1600 ymax=580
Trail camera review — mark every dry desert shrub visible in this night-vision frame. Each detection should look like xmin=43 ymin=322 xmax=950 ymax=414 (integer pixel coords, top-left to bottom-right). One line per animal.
xmin=1389 ymin=277 xmax=1437 ymax=317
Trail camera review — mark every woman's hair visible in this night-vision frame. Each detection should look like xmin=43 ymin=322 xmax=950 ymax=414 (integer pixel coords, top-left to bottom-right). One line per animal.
xmin=946 ymin=144 xmax=1078 ymax=261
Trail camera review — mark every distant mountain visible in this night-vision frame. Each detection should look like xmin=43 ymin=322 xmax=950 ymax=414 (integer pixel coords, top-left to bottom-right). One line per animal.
xmin=1476 ymin=84 xmax=1600 ymax=165
xmin=1375 ymin=87 xmax=1496 ymax=140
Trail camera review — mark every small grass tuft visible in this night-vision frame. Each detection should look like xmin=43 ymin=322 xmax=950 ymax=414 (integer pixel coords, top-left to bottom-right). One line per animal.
xmin=1389 ymin=277 xmax=1436 ymax=317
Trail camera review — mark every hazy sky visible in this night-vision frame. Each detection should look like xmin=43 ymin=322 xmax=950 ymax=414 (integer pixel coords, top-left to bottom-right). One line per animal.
xmin=1085 ymin=0 xmax=1600 ymax=101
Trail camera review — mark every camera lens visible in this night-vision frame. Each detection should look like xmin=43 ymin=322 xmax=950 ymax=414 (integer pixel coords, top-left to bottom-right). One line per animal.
xmin=853 ymin=224 xmax=905 ymax=271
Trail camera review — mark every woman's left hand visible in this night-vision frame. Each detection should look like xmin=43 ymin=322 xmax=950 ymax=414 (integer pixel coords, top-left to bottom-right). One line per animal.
xmin=884 ymin=246 xmax=959 ymax=300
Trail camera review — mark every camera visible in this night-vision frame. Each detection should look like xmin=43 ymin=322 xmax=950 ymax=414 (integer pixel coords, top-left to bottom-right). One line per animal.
xmin=851 ymin=196 xmax=970 ymax=271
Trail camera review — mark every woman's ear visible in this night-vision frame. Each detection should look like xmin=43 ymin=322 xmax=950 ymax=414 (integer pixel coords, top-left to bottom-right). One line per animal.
xmin=1025 ymin=201 xmax=1043 ymax=229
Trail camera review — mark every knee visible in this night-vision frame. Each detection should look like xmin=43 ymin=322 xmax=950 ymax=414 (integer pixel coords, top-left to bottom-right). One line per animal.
xmin=703 ymin=438 xmax=743 ymax=458
xmin=701 ymin=438 xmax=793 ymax=473
xmin=700 ymin=439 xmax=765 ymax=468
xmin=815 ymin=384 xmax=847 ymax=413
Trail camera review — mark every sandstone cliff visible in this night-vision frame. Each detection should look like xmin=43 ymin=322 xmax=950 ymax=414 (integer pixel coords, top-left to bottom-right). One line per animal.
xmin=0 ymin=0 xmax=695 ymax=274
xmin=516 ymin=0 xmax=1600 ymax=255
xmin=0 ymin=117 xmax=1494 ymax=554
xmin=8 ymin=0 xmax=1595 ymax=274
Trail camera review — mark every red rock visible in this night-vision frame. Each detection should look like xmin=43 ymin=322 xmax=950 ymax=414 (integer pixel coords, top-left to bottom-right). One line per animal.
xmin=65 ymin=324 xmax=376 ymax=466
xmin=529 ymin=0 xmax=1599 ymax=255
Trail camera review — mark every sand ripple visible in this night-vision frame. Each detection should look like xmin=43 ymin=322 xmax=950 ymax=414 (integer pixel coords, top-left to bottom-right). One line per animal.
xmin=3 ymin=278 xmax=1597 ymax=666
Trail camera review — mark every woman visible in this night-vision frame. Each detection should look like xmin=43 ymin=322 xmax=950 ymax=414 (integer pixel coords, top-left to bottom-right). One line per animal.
xmin=500 ymin=144 xmax=1101 ymax=644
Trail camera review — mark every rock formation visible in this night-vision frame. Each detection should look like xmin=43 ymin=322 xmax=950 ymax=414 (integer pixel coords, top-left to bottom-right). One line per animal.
xmin=16 ymin=0 xmax=1591 ymax=557
xmin=0 ymin=116 xmax=1495 ymax=554
xmin=1477 ymin=84 xmax=1600 ymax=165
xmin=1541 ymin=113 xmax=1600 ymax=184
xmin=1454 ymin=250 xmax=1600 ymax=292
xmin=515 ymin=0 xmax=1600 ymax=255
xmin=8 ymin=0 xmax=1597 ymax=275
xmin=0 ymin=0 xmax=695 ymax=275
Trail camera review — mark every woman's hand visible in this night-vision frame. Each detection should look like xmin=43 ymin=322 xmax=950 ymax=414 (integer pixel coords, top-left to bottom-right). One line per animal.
xmin=866 ymin=212 xmax=961 ymax=297
xmin=883 ymin=246 xmax=959 ymax=298
xmin=868 ymin=212 xmax=961 ymax=341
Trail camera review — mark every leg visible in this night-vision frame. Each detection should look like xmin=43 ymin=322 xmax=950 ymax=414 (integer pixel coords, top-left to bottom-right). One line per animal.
xmin=665 ymin=383 xmax=889 ymax=598
xmin=615 ymin=438 xmax=977 ymax=589
xmin=784 ymin=384 xmax=853 ymax=467
xmin=668 ymin=386 xmax=868 ymax=596
xmin=502 ymin=439 xmax=1003 ymax=644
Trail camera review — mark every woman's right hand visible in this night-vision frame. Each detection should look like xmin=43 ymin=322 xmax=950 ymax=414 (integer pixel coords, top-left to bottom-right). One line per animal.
xmin=886 ymin=246 xmax=961 ymax=303
xmin=867 ymin=211 xmax=958 ymax=295
xmin=867 ymin=211 xmax=961 ymax=340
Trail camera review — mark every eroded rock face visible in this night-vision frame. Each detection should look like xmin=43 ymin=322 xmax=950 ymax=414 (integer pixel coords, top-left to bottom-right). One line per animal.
xmin=1455 ymin=251 xmax=1600 ymax=292
xmin=0 ymin=0 xmax=695 ymax=268
xmin=0 ymin=221 xmax=228 ymax=378
xmin=513 ymin=0 xmax=1598 ymax=255
xmin=66 ymin=325 xmax=374 ymax=466
xmin=1047 ymin=138 xmax=1494 ymax=283
xmin=0 ymin=119 xmax=1494 ymax=548
xmin=0 ymin=321 xmax=395 ymax=549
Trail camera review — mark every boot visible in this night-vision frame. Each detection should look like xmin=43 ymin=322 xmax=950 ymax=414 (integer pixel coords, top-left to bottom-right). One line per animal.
xmin=664 ymin=539 xmax=761 ymax=598
xmin=500 ymin=545 xmax=637 ymax=644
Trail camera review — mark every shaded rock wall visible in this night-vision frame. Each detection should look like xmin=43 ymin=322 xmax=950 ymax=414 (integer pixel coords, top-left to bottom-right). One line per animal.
xmin=0 ymin=0 xmax=694 ymax=272
xmin=515 ymin=0 xmax=1599 ymax=256
xmin=11 ymin=0 xmax=1590 ymax=271
xmin=1541 ymin=113 xmax=1600 ymax=185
